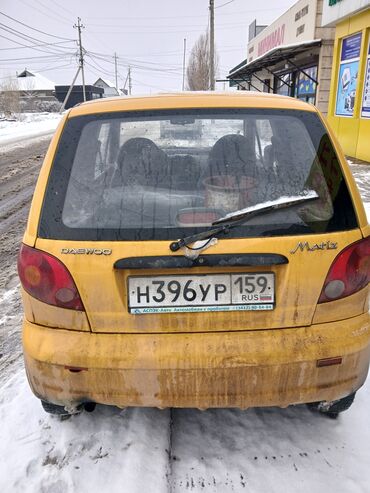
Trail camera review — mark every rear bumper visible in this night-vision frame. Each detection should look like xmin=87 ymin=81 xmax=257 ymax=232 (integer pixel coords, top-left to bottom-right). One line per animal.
xmin=23 ymin=313 xmax=370 ymax=409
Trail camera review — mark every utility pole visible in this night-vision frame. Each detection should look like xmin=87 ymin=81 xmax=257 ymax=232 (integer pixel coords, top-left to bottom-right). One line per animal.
xmin=128 ymin=66 xmax=132 ymax=95
xmin=209 ymin=0 xmax=215 ymax=90
xmin=182 ymin=38 xmax=187 ymax=91
xmin=74 ymin=17 xmax=86 ymax=101
xmin=114 ymin=52 xmax=118 ymax=91
xmin=60 ymin=66 xmax=81 ymax=112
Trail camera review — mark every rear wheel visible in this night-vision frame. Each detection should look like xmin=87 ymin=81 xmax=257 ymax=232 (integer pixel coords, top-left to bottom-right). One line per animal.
xmin=307 ymin=392 xmax=356 ymax=418
xmin=41 ymin=400 xmax=78 ymax=416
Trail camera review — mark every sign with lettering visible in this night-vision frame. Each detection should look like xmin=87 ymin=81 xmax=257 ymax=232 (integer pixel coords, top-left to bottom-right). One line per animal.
xmin=257 ymin=24 xmax=286 ymax=57
xmin=341 ymin=32 xmax=362 ymax=61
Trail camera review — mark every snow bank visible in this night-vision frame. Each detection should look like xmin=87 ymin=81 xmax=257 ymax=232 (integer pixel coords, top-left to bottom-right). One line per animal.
xmin=364 ymin=202 xmax=370 ymax=223
xmin=348 ymin=161 xmax=370 ymax=223
xmin=0 ymin=112 xmax=62 ymax=148
xmin=0 ymin=369 xmax=369 ymax=492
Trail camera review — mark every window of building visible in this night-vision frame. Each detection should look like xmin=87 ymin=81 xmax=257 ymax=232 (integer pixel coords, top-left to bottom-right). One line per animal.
xmin=274 ymin=73 xmax=292 ymax=96
xmin=296 ymin=66 xmax=318 ymax=104
xmin=263 ymin=79 xmax=271 ymax=93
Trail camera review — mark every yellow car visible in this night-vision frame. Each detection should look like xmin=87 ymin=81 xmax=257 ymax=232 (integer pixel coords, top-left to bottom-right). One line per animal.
xmin=18 ymin=93 xmax=370 ymax=417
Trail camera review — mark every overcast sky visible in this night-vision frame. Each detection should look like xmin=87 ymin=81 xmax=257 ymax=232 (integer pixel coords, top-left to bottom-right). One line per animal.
xmin=0 ymin=0 xmax=297 ymax=94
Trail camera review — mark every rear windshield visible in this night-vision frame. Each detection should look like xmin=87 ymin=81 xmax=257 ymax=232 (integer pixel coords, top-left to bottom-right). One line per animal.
xmin=39 ymin=108 xmax=357 ymax=241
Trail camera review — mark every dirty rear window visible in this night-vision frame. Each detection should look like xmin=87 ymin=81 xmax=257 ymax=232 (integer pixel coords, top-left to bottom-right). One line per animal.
xmin=39 ymin=108 xmax=357 ymax=241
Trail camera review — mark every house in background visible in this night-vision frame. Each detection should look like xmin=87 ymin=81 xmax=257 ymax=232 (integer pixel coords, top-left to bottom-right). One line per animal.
xmin=0 ymin=69 xmax=59 ymax=112
xmin=93 ymin=78 xmax=125 ymax=97
xmin=54 ymin=85 xmax=104 ymax=109
xmin=15 ymin=69 xmax=55 ymax=99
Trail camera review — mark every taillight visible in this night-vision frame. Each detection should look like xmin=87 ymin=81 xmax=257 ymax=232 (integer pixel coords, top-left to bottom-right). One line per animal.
xmin=17 ymin=244 xmax=84 ymax=311
xmin=318 ymin=237 xmax=370 ymax=303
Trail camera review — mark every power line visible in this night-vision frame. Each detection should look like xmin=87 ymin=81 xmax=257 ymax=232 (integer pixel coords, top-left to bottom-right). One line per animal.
xmin=0 ymin=22 xmax=75 ymax=54
xmin=131 ymin=78 xmax=172 ymax=92
xmin=48 ymin=0 xmax=76 ymax=17
xmin=0 ymin=53 xmax=71 ymax=62
xmin=86 ymin=24 xmax=250 ymax=35
xmin=215 ymin=0 xmax=235 ymax=8
xmin=0 ymin=10 xmax=74 ymax=41
xmin=83 ymin=6 xmax=290 ymax=21
xmin=85 ymin=57 xmax=114 ymax=78
xmin=0 ymin=35 xmax=75 ymax=51
xmin=18 ymin=0 xmax=72 ymax=27
xmin=84 ymin=60 xmax=107 ymax=78
xmin=33 ymin=0 xmax=72 ymax=24
xmin=87 ymin=53 xmax=183 ymax=79
xmin=34 ymin=62 xmax=74 ymax=73
xmin=86 ymin=18 xmax=253 ymax=29
xmin=89 ymin=51 xmax=183 ymax=71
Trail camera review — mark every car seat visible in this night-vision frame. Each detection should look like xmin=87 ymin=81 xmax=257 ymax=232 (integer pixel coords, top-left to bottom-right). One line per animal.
xmin=207 ymin=134 xmax=256 ymax=179
xmin=115 ymin=137 xmax=169 ymax=187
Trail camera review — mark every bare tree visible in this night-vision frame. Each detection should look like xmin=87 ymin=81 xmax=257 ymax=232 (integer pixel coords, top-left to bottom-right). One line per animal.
xmin=23 ymin=76 xmax=37 ymax=99
xmin=186 ymin=33 xmax=218 ymax=91
xmin=0 ymin=77 xmax=20 ymax=117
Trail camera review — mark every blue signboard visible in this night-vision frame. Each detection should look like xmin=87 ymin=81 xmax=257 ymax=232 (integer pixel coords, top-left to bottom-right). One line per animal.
xmin=361 ymin=46 xmax=370 ymax=118
xmin=341 ymin=32 xmax=362 ymax=61
xmin=336 ymin=33 xmax=362 ymax=117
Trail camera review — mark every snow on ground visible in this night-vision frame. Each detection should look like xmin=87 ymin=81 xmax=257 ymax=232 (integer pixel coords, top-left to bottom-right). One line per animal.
xmin=0 ymin=112 xmax=62 ymax=149
xmin=348 ymin=161 xmax=370 ymax=222
xmin=0 ymin=370 xmax=370 ymax=493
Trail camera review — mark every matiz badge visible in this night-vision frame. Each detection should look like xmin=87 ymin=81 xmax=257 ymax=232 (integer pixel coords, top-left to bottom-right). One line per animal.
xmin=291 ymin=241 xmax=338 ymax=254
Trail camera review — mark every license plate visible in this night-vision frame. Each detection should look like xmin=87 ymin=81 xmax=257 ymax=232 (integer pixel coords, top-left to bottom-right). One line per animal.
xmin=128 ymin=273 xmax=274 ymax=314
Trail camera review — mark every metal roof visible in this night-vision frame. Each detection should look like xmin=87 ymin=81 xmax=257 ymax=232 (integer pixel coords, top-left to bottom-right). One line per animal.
xmin=228 ymin=39 xmax=322 ymax=79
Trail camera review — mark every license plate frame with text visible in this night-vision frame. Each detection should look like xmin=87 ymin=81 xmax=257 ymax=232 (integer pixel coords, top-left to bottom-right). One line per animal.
xmin=128 ymin=272 xmax=275 ymax=314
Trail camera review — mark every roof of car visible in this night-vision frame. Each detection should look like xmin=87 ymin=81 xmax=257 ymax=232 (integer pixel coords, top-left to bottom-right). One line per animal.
xmin=68 ymin=91 xmax=317 ymax=117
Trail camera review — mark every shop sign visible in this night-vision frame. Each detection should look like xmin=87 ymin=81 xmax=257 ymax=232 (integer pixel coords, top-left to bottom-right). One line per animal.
xmin=341 ymin=32 xmax=362 ymax=61
xmin=257 ymin=24 xmax=285 ymax=57
xmin=335 ymin=32 xmax=362 ymax=117
xmin=361 ymin=42 xmax=370 ymax=118
xmin=329 ymin=0 xmax=343 ymax=6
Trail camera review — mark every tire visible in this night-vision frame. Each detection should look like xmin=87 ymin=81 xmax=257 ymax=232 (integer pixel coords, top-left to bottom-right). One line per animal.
xmin=307 ymin=392 xmax=356 ymax=417
xmin=41 ymin=400 xmax=75 ymax=416
xmin=323 ymin=392 xmax=356 ymax=414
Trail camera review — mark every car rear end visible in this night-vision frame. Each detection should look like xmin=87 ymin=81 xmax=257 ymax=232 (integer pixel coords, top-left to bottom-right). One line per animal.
xmin=18 ymin=93 xmax=370 ymax=412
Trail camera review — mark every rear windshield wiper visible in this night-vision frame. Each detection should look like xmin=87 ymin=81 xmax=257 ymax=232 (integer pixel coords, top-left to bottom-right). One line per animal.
xmin=169 ymin=192 xmax=319 ymax=252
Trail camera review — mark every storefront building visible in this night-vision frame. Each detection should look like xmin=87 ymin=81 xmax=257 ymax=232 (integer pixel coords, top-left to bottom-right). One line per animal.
xmin=322 ymin=0 xmax=370 ymax=161
xmin=228 ymin=0 xmax=335 ymax=115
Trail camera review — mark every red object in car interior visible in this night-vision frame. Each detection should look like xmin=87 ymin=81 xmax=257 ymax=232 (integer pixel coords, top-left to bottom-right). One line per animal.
xmin=178 ymin=211 xmax=220 ymax=224
xmin=17 ymin=244 xmax=84 ymax=310
xmin=319 ymin=237 xmax=370 ymax=303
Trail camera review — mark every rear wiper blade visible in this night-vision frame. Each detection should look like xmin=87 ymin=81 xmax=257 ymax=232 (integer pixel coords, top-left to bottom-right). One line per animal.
xmin=169 ymin=192 xmax=319 ymax=252
xmin=213 ymin=191 xmax=319 ymax=225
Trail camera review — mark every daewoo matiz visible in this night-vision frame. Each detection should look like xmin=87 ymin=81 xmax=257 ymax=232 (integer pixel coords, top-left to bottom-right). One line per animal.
xmin=18 ymin=93 xmax=370 ymax=417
